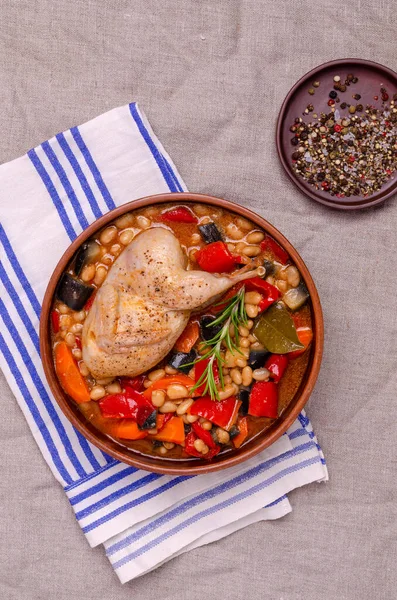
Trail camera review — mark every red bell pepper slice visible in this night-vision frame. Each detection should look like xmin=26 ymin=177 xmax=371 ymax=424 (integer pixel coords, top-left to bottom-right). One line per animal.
xmin=194 ymin=358 xmax=220 ymax=396
xmin=189 ymin=396 xmax=241 ymax=430
xmin=264 ymin=354 xmax=289 ymax=382
xmin=99 ymin=388 xmax=154 ymax=426
xmin=84 ymin=292 xmax=96 ymax=312
xmin=51 ymin=310 xmax=61 ymax=333
xmin=160 ymin=207 xmax=198 ymax=223
xmin=191 ymin=422 xmax=217 ymax=448
xmin=260 ymin=235 xmax=289 ymax=264
xmin=51 ymin=310 xmax=60 ymax=333
xmin=245 ymin=277 xmax=280 ymax=312
xmin=248 ymin=381 xmax=278 ymax=419
xmin=119 ymin=375 xmax=146 ymax=393
xmin=195 ymin=241 xmax=236 ymax=273
xmin=75 ymin=337 xmax=82 ymax=350
xmin=289 ymin=327 xmax=313 ymax=359
xmin=184 ymin=431 xmax=221 ymax=459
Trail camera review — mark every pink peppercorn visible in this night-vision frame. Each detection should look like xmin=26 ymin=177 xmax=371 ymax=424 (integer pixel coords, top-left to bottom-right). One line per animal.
xmin=334 ymin=124 xmax=342 ymax=132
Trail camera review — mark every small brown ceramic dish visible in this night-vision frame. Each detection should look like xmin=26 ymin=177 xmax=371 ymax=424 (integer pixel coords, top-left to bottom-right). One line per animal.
xmin=277 ymin=58 xmax=397 ymax=210
xmin=40 ymin=193 xmax=324 ymax=475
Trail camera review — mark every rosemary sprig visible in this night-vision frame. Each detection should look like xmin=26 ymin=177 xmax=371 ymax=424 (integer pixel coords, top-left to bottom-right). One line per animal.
xmin=189 ymin=286 xmax=248 ymax=400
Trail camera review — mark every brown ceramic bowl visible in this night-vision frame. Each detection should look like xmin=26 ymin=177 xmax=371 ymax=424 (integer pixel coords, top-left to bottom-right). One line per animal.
xmin=40 ymin=192 xmax=324 ymax=475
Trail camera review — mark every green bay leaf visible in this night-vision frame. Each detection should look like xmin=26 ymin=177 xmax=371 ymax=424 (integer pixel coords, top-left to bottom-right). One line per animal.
xmin=253 ymin=302 xmax=305 ymax=354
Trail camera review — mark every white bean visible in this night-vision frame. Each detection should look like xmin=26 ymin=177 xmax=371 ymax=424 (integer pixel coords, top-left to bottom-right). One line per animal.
xmin=110 ymin=244 xmax=122 ymax=257
xmin=191 ymin=233 xmax=201 ymax=244
xmin=165 ymin=365 xmax=178 ymax=375
xmin=81 ymin=264 xmax=96 ymax=282
xmin=59 ymin=315 xmax=72 ymax=330
xmin=194 ymin=439 xmax=209 ymax=454
xmin=94 ymin=266 xmax=107 ymax=286
xmin=238 ymin=325 xmax=250 ymax=337
xmin=148 ymin=368 xmax=166 ymax=382
xmin=230 ymin=368 xmax=242 ymax=385
xmin=176 ymin=398 xmax=194 ymax=415
xmin=247 ymin=231 xmax=265 ymax=244
xmin=65 ymin=332 xmax=76 ymax=347
xmin=242 ymin=366 xmax=253 ymax=386
xmin=115 ymin=213 xmax=134 ymax=229
xmin=235 ymin=357 xmax=248 ymax=368
xmin=106 ymin=382 xmax=122 ymax=394
xmin=99 ymin=227 xmax=117 ymax=245
xmin=226 ymin=223 xmax=244 ymax=240
xmin=58 ymin=303 xmax=70 ymax=314
xmin=151 ymin=390 xmax=166 ymax=408
xmin=245 ymin=291 xmax=262 ymax=305
xmin=96 ymin=377 xmax=113 ymax=385
xmin=72 ymin=348 xmax=82 ymax=360
xmin=159 ymin=446 xmax=168 ymax=455
xmin=245 ymin=304 xmax=259 ymax=319
xmin=201 ymin=420 xmax=212 ymax=430
xmin=216 ymin=428 xmax=230 ymax=444
xmin=73 ymin=310 xmax=86 ymax=322
xmin=90 ymin=385 xmax=106 ymax=400
xmin=253 ymin=368 xmax=270 ymax=381
xmin=167 ymin=384 xmax=189 ymax=400
xmin=240 ymin=338 xmax=250 ymax=348
xmin=119 ymin=229 xmax=134 ymax=246
xmin=79 ymin=361 xmax=89 ymax=377
xmin=242 ymin=245 xmax=261 ymax=257
xmin=218 ymin=384 xmax=236 ymax=400
xmin=70 ymin=323 xmax=83 ymax=334
xmin=236 ymin=217 xmax=253 ymax=231
xmin=136 ymin=215 xmax=151 ymax=229
xmin=186 ymin=413 xmax=199 ymax=423
xmin=286 ymin=265 xmax=300 ymax=287
xmin=159 ymin=400 xmax=178 ymax=413
xmin=163 ymin=442 xmax=175 ymax=450
xmin=276 ymin=280 xmax=288 ymax=293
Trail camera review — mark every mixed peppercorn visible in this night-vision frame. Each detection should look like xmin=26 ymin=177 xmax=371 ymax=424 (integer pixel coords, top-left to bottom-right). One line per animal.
xmin=291 ymin=74 xmax=397 ymax=197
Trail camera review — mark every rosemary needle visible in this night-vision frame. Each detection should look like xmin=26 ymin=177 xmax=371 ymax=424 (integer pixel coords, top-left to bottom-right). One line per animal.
xmin=189 ymin=286 xmax=248 ymax=401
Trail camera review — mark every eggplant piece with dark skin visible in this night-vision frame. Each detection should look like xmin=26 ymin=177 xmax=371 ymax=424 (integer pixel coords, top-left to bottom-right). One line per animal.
xmin=283 ymin=283 xmax=309 ymax=311
xmin=168 ymin=349 xmax=198 ymax=374
xmin=263 ymin=259 xmax=276 ymax=278
xmin=238 ymin=387 xmax=251 ymax=415
xmin=56 ymin=273 xmax=94 ymax=311
xmin=199 ymin=315 xmax=223 ymax=342
xmin=198 ymin=223 xmax=223 ymax=244
xmin=139 ymin=409 xmax=157 ymax=431
xmin=74 ymin=240 xmax=101 ymax=276
xmin=248 ymin=349 xmax=271 ymax=370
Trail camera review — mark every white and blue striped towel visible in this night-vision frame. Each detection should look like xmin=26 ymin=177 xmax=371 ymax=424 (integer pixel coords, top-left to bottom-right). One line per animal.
xmin=0 ymin=103 xmax=328 ymax=583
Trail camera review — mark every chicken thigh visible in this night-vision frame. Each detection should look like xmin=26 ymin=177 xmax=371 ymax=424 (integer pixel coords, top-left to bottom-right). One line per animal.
xmin=82 ymin=227 xmax=263 ymax=378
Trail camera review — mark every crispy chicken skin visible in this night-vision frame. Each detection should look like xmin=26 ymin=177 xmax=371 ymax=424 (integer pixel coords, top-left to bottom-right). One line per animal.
xmin=82 ymin=227 xmax=262 ymax=378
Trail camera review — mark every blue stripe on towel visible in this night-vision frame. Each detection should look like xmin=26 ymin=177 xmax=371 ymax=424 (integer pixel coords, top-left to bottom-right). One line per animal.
xmin=106 ymin=441 xmax=316 ymax=554
xmin=41 ymin=141 xmax=90 ymax=230
xmin=0 ymin=263 xmax=40 ymax=354
xmin=0 ymin=225 xmax=41 ymax=319
xmin=112 ymin=456 xmax=321 ymax=569
xmin=70 ymin=127 xmax=116 ymax=211
xmin=129 ymin=103 xmax=178 ymax=193
xmin=69 ymin=466 xmax=137 ymax=505
xmin=0 ymin=332 xmax=72 ymax=484
xmin=28 ymin=148 xmax=77 ymax=241
xmin=56 ymin=133 xmax=104 ymax=220
xmin=75 ymin=472 xmax=163 ymax=520
xmin=0 ymin=297 xmax=87 ymax=479
xmin=0 ymin=257 xmax=104 ymax=472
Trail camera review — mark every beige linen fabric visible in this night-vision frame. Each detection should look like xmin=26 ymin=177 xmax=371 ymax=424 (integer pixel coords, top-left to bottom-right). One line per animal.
xmin=0 ymin=1 xmax=396 ymax=598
